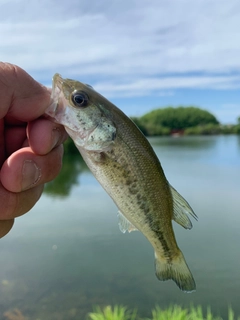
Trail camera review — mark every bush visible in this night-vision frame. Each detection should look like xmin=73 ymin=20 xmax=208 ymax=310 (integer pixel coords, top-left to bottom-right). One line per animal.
xmin=184 ymin=124 xmax=221 ymax=135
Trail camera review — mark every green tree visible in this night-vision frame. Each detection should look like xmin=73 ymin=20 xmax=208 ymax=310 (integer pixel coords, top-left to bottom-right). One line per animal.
xmin=140 ymin=106 xmax=219 ymax=131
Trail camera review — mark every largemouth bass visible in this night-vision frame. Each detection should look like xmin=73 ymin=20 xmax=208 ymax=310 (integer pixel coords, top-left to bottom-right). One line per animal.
xmin=45 ymin=74 xmax=197 ymax=292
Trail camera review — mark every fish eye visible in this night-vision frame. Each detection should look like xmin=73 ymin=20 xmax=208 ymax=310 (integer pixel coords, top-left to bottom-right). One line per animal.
xmin=71 ymin=91 xmax=89 ymax=107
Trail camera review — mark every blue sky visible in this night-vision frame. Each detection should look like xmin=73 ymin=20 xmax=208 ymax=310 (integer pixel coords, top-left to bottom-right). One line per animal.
xmin=0 ymin=0 xmax=240 ymax=123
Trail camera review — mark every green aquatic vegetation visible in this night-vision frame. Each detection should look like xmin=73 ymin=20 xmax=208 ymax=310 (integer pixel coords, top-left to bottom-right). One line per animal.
xmin=88 ymin=305 xmax=137 ymax=320
xmin=87 ymin=305 xmax=240 ymax=320
xmin=151 ymin=305 xmax=188 ymax=320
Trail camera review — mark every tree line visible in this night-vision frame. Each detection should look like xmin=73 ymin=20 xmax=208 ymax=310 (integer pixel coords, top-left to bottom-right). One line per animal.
xmin=131 ymin=106 xmax=240 ymax=136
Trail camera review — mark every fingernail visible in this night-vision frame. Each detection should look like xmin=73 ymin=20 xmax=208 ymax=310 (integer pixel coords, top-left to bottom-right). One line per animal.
xmin=22 ymin=160 xmax=41 ymax=190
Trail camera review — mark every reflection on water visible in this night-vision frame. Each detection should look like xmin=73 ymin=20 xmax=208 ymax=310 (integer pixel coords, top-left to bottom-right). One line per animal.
xmin=1 ymin=135 xmax=240 ymax=319
xmin=148 ymin=135 xmax=217 ymax=149
xmin=44 ymin=154 xmax=88 ymax=197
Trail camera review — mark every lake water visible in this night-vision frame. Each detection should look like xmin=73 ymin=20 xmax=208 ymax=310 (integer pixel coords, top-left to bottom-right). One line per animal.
xmin=1 ymin=135 xmax=240 ymax=319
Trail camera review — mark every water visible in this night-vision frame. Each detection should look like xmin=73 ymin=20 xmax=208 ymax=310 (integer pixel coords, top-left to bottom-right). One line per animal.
xmin=1 ymin=135 xmax=240 ymax=319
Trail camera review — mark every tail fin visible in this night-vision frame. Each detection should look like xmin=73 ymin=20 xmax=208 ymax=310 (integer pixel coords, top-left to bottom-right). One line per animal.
xmin=155 ymin=250 xmax=196 ymax=293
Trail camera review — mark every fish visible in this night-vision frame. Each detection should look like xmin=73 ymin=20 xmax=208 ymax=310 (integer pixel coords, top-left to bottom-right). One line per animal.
xmin=45 ymin=74 xmax=198 ymax=292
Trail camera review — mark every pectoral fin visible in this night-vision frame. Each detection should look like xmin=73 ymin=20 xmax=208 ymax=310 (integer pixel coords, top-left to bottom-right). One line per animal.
xmin=117 ymin=211 xmax=138 ymax=233
xmin=169 ymin=184 xmax=198 ymax=230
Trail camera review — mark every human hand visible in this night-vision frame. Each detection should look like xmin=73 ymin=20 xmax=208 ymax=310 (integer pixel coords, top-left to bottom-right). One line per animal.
xmin=0 ymin=62 xmax=68 ymax=238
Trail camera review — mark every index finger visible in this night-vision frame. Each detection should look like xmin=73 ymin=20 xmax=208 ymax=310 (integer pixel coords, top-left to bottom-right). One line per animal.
xmin=0 ymin=62 xmax=51 ymax=120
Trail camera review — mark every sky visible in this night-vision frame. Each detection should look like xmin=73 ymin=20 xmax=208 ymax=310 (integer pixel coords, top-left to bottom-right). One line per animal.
xmin=0 ymin=0 xmax=240 ymax=123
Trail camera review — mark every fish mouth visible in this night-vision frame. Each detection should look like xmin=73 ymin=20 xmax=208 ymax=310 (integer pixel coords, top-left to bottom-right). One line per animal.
xmin=52 ymin=73 xmax=63 ymax=92
xmin=44 ymin=74 xmax=64 ymax=118
xmin=51 ymin=73 xmax=64 ymax=103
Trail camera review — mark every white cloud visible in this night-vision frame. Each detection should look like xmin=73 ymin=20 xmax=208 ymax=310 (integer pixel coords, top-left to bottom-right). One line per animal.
xmin=93 ymin=75 xmax=240 ymax=97
xmin=0 ymin=0 xmax=240 ymax=122
xmin=1 ymin=0 xmax=240 ymax=80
